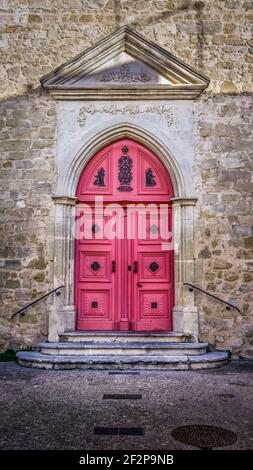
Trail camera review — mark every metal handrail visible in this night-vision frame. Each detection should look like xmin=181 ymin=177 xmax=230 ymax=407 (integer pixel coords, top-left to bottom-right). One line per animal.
xmin=183 ymin=282 xmax=241 ymax=314
xmin=11 ymin=286 xmax=65 ymax=320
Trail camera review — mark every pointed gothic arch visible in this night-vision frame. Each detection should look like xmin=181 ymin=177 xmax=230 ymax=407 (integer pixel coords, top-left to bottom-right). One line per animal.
xmin=58 ymin=123 xmax=186 ymax=198
xmin=50 ymin=124 xmax=198 ymax=342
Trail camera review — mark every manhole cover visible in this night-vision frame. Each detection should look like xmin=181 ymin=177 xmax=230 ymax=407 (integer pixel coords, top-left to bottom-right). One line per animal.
xmin=171 ymin=425 xmax=237 ymax=449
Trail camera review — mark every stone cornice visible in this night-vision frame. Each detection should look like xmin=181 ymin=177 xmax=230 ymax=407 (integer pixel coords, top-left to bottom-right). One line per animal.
xmin=46 ymin=86 xmax=206 ymax=100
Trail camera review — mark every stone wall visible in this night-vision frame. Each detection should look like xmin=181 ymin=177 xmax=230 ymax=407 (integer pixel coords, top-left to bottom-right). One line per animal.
xmin=194 ymin=94 xmax=253 ymax=357
xmin=0 ymin=0 xmax=252 ymax=355
xmin=0 ymin=90 xmax=56 ymax=350
xmin=1 ymin=0 xmax=252 ymax=99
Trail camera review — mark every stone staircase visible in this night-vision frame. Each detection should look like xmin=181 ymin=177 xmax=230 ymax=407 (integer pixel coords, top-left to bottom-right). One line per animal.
xmin=17 ymin=332 xmax=229 ymax=370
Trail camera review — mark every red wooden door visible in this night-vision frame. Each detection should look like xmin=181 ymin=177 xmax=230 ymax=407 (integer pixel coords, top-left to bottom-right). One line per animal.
xmin=75 ymin=139 xmax=174 ymax=331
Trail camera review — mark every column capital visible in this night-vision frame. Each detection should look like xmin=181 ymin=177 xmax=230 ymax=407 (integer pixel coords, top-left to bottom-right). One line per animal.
xmin=171 ymin=197 xmax=197 ymax=206
xmin=52 ymin=195 xmax=78 ymax=206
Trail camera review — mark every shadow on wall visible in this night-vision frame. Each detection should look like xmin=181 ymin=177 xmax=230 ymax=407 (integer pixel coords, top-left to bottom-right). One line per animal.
xmin=110 ymin=0 xmax=205 ymax=69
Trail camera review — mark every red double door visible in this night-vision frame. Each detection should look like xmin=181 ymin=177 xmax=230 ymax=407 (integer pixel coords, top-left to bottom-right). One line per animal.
xmin=75 ymin=139 xmax=174 ymax=331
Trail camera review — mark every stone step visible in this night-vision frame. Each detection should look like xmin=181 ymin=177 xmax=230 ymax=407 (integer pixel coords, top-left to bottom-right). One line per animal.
xmin=60 ymin=331 xmax=188 ymax=344
xmin=39 ymin=341 xmax=209 ymax=356
xmin=16 ymin=351 xmax=229 ymax=370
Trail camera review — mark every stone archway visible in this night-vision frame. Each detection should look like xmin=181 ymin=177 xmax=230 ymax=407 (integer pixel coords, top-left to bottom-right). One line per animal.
xmin=49 ymin=124 xmax=198 ymax=341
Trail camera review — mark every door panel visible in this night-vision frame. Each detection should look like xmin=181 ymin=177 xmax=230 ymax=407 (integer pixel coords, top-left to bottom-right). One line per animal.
xmin=78 ymin=250 xmax=111 ymax=282
xmin=76 ymin=210 xmax=117 ymax=330
xmin=139 ymin=252 xmax=170 ymax=282
xmin=131 ymin=208 xmax=173 ymax=331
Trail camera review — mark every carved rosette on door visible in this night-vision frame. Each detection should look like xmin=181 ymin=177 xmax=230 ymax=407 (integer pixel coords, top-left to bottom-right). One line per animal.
xmin=90 ymin=261 xmax=101 ymax=272
xmin=149 ymin=261 xmax=159 ymax=272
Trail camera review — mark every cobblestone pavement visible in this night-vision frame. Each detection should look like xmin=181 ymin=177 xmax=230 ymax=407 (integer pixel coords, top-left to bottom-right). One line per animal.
xmin=0 ymin=361 xmax=252 ymax=450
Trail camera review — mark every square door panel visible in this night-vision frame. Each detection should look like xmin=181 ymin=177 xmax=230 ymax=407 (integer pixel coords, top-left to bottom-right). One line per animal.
xmin=77 ymin=214 xmax=111 ymax=244
xmin=79 ymin=252 xmax=110 ymax=282
xmin=79 ymin=290 xmax=110 ymax=318
xmin=136 ymin=210 xmax=172 ymax=244
xmin=139 ymin=252 xmax=170 ymax=281
xmin=139 ymin=290 xmax=169 ymax=318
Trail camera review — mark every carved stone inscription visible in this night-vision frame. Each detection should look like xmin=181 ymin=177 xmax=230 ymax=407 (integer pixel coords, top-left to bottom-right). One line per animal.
xmin=77 ymin=104 xmax=174 ymax=128
xmin=100 ymin=64 xmax=151 ymax=83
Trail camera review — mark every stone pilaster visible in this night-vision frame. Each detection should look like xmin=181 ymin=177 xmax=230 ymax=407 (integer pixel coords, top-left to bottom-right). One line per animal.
xmin=49 ymin=196 xmax=77 ymax=341
xmin=171 ymin=198 xmax=199 ymax=340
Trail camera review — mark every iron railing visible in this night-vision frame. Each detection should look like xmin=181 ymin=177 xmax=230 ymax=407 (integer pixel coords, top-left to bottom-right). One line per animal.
xmin=11 ymin=286 xmax=65 ymax=320
xmin=183 ymin=282 xmax=241 ymax=314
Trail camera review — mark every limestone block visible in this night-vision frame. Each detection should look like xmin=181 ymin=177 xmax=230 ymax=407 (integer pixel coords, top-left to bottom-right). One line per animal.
xmin=48 ymin=306 xmax=63 ymax=343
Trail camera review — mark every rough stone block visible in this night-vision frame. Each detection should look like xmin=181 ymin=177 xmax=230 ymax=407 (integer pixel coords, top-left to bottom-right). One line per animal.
xmin=4 ymin=260 xmax=22 ymax=270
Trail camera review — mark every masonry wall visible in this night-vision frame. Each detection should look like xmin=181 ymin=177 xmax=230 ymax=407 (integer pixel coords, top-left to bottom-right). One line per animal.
xmin=0 ymin=0 xmax=252 ymax=355
xmin=195 ymin=95 xmax=253 ymax=357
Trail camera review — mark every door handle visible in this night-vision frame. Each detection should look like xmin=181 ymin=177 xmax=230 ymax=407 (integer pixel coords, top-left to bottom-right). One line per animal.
xmin=112 ymin=261 xmax=116 ymax=273
xmin=134 ymin=261 xmax=138 ymax=273
xmin=137 ymin=282 xmax=143 ymax=287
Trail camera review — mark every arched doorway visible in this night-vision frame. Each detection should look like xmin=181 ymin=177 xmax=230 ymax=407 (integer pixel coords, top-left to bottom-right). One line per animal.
xmin=75 ymin=138 xmax=174 ymax=331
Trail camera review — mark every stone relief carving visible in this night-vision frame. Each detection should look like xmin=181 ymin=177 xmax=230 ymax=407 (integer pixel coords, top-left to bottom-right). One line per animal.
xmin=93 ymin=167 xmax=105 ymax=187
xmin=77 ymin=104 xmax=174 ymax=128
xmin=100 ymin=64 xmax=151 ymax=83
xmin=117 ymin=145 xmax=133 ymax=192
xmin=145 ymin=168 xmax=156 ymax=187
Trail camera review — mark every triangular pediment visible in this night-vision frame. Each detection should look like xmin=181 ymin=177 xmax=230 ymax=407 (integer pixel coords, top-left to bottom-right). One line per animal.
xmin=41 ymin=26 xmax=209 ymax=100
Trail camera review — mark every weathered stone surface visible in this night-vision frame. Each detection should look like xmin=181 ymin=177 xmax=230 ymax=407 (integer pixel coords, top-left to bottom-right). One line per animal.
xmin=220 ymin=80 xmax=237 ymax=93
xmin=5 ymin=280 xmax=20 ymax=289
xmin=195 ymin=92 xmax=252 ymax=358
xmin=213 ymin=260 xmax=233 ymax=269
xmin=243 ymin=273 xmax=253 ymax=282
xmin=244 ymin=236 xmax=253 ymax=248
xmin=198 ymin=246 xmax=211 ymax=258
xmin=26 ymin=258 xmax=46 ymax=270
xmin=224 ymin=272 xmax=239 ymax=281
xmin=3 ymin=260 xmax=22 ymax=270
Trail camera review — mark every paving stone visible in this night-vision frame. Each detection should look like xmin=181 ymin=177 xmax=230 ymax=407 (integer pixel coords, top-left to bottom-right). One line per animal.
xmin=0 ymin=361 xmax=252 ymax=449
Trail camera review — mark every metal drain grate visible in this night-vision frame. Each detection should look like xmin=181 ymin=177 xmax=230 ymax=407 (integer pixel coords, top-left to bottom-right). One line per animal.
xmin=94 ymin=427 xmax=118 ymax=436
xmin=108 ymin=371 xmax=140 ymax=375
xmin=171 ymin=425 xmax=237 ymax=449
xmin=119 ymin=427 xmax=144 ymax=436
xmin=94 ymin=427 xmax=144 ymax=436
xmin=103 ymin=394 xmax=142 ymax=400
